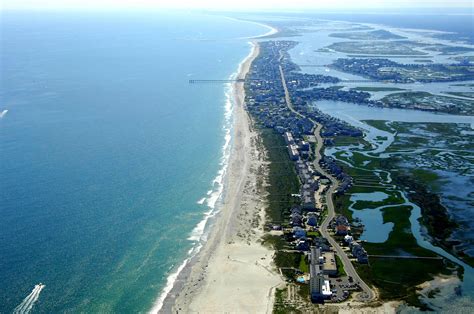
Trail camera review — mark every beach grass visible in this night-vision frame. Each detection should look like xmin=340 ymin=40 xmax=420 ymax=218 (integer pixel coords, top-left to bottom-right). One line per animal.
xmin=336 ymin=255 xmax=346 ymax=276
xmin=260 ymin=128 xmax=301 ymax=224
xmin=274 ymin=288 xmax=302 ymax=314
xmin=356 ymin=205 xmax=450 ymax=307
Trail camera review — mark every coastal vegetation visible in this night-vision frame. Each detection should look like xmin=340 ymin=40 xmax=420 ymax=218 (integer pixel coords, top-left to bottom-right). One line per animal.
xmin=389 ymin=169 xmax=458 ymax=244
xmin=343 ymin=123 xmax=472 ymax=263
xmin=243 ymin=16 xmax=473 ymax=311
xmin=326 ymin=120 xmax=469 ymax=306
xmin=273 ymin=287 xmax=303 ymax=314
xmin=329 ymin=29 xmax=405 ymax=40
xmin=327 ymin=41 xmax=428 ymax=55
xmin=260 ymin=128 xmax=301 ymax=223
xmin=332 ymin=58 xmax=474 ymax=84
xmin=381 ymin=91 xmax=474 ymax=115
xmin=335 ymin=255 xmax=346 ymax=277
xmin=357 ymin=205 xmax=455 ymax=309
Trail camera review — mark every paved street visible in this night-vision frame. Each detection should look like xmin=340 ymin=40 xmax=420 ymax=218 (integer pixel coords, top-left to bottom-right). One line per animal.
xmin=279 ymin=58 xmax=375 ymax=302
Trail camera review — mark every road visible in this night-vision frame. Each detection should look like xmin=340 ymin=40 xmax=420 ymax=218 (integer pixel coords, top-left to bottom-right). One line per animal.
xmin=278 ymin=59 xmax=376 ymax=302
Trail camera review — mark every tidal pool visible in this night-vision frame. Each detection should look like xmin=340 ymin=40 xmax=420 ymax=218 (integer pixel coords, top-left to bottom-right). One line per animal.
xmin=349 ymin=192 xmax=394 ymax=243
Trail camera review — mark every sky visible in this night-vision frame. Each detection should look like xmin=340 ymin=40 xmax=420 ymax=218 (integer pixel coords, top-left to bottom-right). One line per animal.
xmin=1 ymin=0 xmax=473 ymax=11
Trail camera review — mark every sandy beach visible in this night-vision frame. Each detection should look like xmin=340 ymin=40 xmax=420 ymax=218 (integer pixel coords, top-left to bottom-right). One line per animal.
xmin=159 ymin=42 xmax=283 ymax=313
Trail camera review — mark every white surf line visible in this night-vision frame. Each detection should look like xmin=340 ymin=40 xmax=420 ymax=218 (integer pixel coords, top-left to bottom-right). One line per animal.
xmin=13 ymin=284 xmax=45 ymax=314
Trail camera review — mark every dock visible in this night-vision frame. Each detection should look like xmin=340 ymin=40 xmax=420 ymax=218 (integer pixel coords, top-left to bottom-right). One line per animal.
xmin=189 ymin=79 xmax=248 ymax=84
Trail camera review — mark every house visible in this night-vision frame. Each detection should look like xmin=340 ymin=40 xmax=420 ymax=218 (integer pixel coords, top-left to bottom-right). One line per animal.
xmin=300 ymin=141 xmax=310 ymax=151
xmin=351 ymin=243 xmax=369 ymax=264
xmin=334 ymin=215 xmax=349 ymax=226
xmin=335 ymin=225 xmax=349 ymax=235
xmin=314 ymin=237 xmax=331 ymax=252
xmin=344 ymin=235 xmax=354 ymax=244
xmin=290 ymin=214 xmax=303 ymax=227
xmin=291 ymin=207 xmax=302 ymax=216
xmin=296 ymin=239 xmax=310 ymax=251
xmin=307 ymin=213 xmax=318 ymax=227
xmin=293 ymin=227 xmax=307 ymax=239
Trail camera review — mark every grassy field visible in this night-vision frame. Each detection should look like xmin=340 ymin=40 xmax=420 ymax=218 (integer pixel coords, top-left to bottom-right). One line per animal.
xmin=273 ymin=287 xmax=302 ymax=314
xmin=299 ymin=255 xmax=310 ymax=273
xmin=260 ymin=128 xmax=301 ymax=224
xmin=351 ymin=191 xmax=404 ymax=210
xmin=335 ymin=255 xmax=346 ymax=276
xmin=358 ymin=205 xmax=450 ymax=308
xmin=328 ymin=127 xmax=459 ymax=307
xmin=363 ymin=120 xmax=394 ymax=133
xmin=364 ymin=205 xmax=437 ymax=256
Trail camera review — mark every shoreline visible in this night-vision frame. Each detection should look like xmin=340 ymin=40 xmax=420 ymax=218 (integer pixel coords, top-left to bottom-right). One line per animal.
xmin=223 ymin=16 xmax=279 ymax=39
xmin=158 ymin=41 xmax=282 ymax=313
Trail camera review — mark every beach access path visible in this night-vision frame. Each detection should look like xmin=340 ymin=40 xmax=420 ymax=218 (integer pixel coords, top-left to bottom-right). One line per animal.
xmin=278 ymin=52 xmax=376 ymax=302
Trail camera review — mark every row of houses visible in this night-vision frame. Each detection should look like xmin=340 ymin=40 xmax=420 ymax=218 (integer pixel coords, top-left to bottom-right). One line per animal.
xmin=337 ymin=218 xmax=369 ymax=264
xmin=333 ymin=215 xmax=351 ymax=236
xmin=321 ymin=156 xmax=353 ymax=194
xmin=245 ymin=41 xmax=316 ymax=138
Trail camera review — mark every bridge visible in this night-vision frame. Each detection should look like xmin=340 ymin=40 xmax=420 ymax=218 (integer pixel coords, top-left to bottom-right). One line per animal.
xmin=298 ymin=64 xmax=329 ymax=68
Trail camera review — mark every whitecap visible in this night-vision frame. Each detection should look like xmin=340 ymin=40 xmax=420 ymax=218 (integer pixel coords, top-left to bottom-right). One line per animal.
xmin=196 ymin=198 xmax=206 ymax=205
xmin=150 ymin=42 xmax=256 ymax=314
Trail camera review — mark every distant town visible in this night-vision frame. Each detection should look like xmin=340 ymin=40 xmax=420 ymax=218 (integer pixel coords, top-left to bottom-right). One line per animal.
xmin=245 ymin=40 xmax=373 ymax=306
xmin=242 ymin=20 xmax=473 ymax=310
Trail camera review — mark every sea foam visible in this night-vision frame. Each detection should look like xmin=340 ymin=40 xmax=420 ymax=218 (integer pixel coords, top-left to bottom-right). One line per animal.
xmin=150 ymin=75 xmax=236 ymax=313
xmin=150 ymin=38 xmax=260 ymax=313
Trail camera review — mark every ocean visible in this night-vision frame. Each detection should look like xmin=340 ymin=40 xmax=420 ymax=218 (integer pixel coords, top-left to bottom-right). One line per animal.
xmin=0 ymin=11 xmax=269 ymax=312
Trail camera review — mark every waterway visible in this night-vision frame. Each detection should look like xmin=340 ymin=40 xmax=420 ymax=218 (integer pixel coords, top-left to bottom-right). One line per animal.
xmin=278 ymin=16 xmax=474 ymax=305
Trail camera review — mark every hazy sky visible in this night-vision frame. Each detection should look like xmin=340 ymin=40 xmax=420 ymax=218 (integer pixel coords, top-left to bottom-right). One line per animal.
xmin=2 ymin=0 xmax=473 ymax=11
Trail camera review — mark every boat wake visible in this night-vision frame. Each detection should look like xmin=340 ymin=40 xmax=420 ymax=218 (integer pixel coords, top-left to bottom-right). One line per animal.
xmin=13 ymin=284 xmax=45 ymax=314
xmin=0 ymin=109 xmax=8 ymax=118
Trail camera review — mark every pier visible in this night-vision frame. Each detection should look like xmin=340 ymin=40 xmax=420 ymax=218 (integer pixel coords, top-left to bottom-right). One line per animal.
xmin=189 ymin=79 xmax=250 ymax=84
xmin=298 ymin=64 xmax=329 ymax=68
xmin=339 ymin=80 xmax=378 ymax=83
xmin=368 ymin=255 xmax=443 ymax=260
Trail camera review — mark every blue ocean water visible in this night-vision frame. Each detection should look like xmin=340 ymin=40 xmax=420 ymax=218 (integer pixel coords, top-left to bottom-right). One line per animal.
xmin=0 ymin=11 xmax=268 ymax=312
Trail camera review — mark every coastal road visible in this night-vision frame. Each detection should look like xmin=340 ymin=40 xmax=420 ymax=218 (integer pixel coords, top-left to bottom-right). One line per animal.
xmin=278 ymin=57 xmax=376 ymax=302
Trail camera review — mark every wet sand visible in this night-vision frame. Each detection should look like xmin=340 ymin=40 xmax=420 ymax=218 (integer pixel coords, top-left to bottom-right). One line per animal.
xmin=162 ymin=42 xmax=283 ymax=313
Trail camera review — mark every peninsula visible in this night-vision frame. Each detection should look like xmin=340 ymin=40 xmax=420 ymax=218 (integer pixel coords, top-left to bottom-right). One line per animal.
xmin=167 ymin=15 xmax=474 ymax=313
